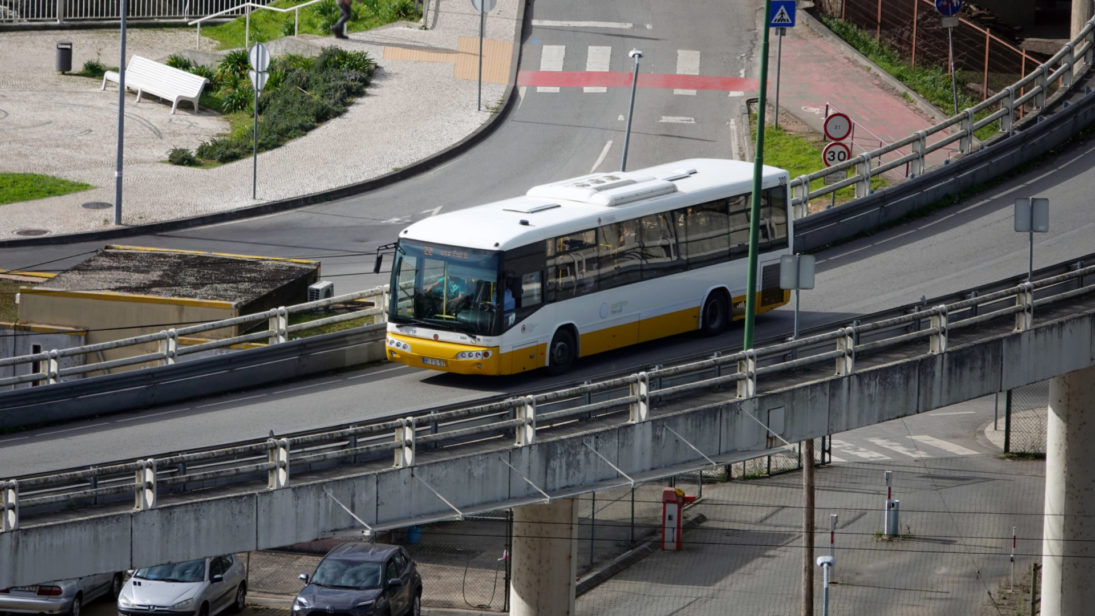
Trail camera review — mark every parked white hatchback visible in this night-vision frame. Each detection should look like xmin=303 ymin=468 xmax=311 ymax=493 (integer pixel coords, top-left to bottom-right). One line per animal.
xmin=116 ymin=555 xmax=246 ymax=616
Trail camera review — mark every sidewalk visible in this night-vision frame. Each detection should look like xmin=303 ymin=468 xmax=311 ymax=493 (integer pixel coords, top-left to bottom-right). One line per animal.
xmin=0 ymin=0 xmax=518 ymax=240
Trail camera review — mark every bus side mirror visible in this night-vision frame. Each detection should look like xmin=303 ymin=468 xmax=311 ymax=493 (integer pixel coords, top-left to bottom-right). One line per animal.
xmin=373 ymin=253 xmax=384 ymax=274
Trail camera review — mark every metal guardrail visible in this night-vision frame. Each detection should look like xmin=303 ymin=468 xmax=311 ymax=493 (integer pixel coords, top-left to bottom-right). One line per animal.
xmin=0 ymin=0 xmax=268 ymax=23
xmin=187 ymin=0 xmax=323 ymax=50
xmin=3 ymin=257 xmax=1093 ymax=531
xmin=0 ymin=286 xmax=388 ymax=388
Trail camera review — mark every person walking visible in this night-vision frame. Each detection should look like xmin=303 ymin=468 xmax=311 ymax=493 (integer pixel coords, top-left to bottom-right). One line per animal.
xmin=331 ymin=0 xmax=352 ymax=39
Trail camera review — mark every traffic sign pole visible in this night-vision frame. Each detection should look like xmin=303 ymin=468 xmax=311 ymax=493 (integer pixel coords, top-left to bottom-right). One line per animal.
xmin=745 ymin=0 xmax=774 ymax=351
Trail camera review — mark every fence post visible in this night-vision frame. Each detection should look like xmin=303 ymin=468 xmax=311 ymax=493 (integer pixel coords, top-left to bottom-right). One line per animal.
xmin=836 ymin=325 xmax=855 ymax=376
xmin=55 ymin=0 xmax=62 ymax=23
xmin=135 ymin=459 xmax=157 ymax=511
xmin=855 ymin=153 xmax=871 ymax=198
xmin=629 ymin=373 xmax=649 ymax=423
xmin=159 ymin=329 xmax=178 ymax=366
xmin=1001 ymin=86 xmax=1015 ymax=135
xmin=930 ymin=305 xmax=948 ymax=354
xmin=2 ymin=480 xmax=17 ymax=532
xmin=1015 ymin=282 xmax=1034 ymax=331
xmin=267 ymin=438 xmax=290 ymax=488
xmin=1035 ymin=66 xmax=1047 ymax=110
xmin=1061 ymin=42 xmax=1075 ymax=89
xmin=47 ymin=349 xmax=60 ymax=384
xmin=394 ymin=417 xmax=416 ymax=468
xmin=269 ymin=307 xmax=289 ymax=344
xmin=516 ymin=396 xmax=536 ymax=446
xmin=960 ymin=109 xmax=975 ymax=154
xmin=737 ymin=349 xmax=756 ymax=399
xmin=910 ymin=130 xmax=926 ymax=177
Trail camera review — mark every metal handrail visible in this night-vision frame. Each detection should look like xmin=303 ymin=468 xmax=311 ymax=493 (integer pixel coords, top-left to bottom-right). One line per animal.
xmin=187 ymin=0 xmax=325 ymax=50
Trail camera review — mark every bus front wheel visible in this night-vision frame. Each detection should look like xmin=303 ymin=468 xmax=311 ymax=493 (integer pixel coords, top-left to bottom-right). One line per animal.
xmin=547 ymin=329 xmax=577 ymax=374
xmin=701 ymin=292 xmax=729 ymax=336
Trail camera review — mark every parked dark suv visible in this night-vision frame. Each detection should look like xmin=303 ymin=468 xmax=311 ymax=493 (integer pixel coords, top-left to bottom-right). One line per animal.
xmin=292 ymin=543 xmax=422 ymax=616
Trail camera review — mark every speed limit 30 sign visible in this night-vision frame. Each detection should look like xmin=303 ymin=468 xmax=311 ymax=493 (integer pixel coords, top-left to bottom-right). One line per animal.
xmin=823 ymin=142 xmax=851 ymax=167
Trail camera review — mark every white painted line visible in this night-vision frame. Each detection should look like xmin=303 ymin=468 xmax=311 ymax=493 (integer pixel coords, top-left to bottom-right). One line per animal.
xmin=931 ymin=411 xmax=977 ymax=416
xmin=908 ymin=435 xmax=979 ymax=456
xmin=830 ymin=439 xmax=891 ymax=460
xmin=729 ymin=118 xmax=740 ymax=160
xmin=675 ymin=49 xmax=699 ymax=96
xmin=591 ymin=140 xmax=613 ymax=173
xmin=421 ymin=206 xmax=443 ymax=217
xmin=538 ymin=44 xmax=565 ymax=93
xmin=532 ymin=19 xmax=633 ymax=29
xmin=659 ymin=116 xmax=695 ymax=124
xmin=585 ymin=45 xmax=611 ymax=93
xmin=828 ymin=454 xmax=846 ymax=463
xmin=728 ymin=91 xmax=745 ymax=98
xmin=866 ymin=437 xmax=924 ymax=459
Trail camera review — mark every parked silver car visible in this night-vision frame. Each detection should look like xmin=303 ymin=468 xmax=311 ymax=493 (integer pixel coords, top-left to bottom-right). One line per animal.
xmin=116 ymin=555 xmax=246 ymax=616
xmin=0 ymin=571 xmax=123 ymax=616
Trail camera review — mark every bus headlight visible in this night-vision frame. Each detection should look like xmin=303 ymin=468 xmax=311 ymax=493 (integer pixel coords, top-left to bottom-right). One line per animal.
xmin=387 ymin=338 xmax=412 ymax=352
xmin=456 ymin=350 xmax=492 ymax=360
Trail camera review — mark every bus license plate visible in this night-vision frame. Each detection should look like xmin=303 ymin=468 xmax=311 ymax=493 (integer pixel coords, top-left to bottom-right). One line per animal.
xmin=422 ymin=357 xmax=447 ymax=367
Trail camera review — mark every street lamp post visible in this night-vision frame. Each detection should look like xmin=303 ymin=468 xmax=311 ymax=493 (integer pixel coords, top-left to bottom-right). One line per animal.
xmin=621 ymin=48 xmax=643 ymax=171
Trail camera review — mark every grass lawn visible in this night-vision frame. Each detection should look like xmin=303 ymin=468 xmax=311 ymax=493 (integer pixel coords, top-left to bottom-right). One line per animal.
xmin=0 ymin=173 xmax=92 ymax=206
xmin=202 ymin=0 xmax=419 ymax=49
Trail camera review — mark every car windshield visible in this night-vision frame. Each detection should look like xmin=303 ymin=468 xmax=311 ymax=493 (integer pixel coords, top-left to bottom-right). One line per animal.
xmin=388 ymin=240 xmax=502 ymax=335
xmin=311 ymin=560 xmax=383 ymax=589
xmin=134 ymin=559 xmax=205 ymax=583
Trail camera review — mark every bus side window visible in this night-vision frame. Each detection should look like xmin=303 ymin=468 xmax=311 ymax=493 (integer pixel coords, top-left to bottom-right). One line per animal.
xmin=728 ymin=195 xmax=749 ymax=257
xmin=639 ymin=212 xmax=681 ymax=280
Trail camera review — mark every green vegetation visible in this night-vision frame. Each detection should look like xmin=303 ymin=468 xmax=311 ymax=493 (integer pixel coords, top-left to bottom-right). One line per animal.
xmin=166 ymin=47 xmax=375 ymax=166
xmin=0 ymin=280 xmax=20 ymax=322
xmin=0 ymin=173 xmax=92 ymax=205
xmin=201 ymin=0 xmax=419 ymax=49
xmin=77 ymin=59 xmax=110 ymax=79
xmin=820 ymin=15 xmax=1000 ymax=140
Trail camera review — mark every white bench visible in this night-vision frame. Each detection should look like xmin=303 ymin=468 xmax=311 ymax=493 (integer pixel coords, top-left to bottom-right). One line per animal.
xmin=101 ymin=55 xmax=209 ymax=114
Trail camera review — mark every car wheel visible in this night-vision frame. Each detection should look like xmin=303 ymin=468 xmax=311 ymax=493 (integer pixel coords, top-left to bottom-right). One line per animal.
xmin=230 ymin=583 xmax=247 ymax=614
xmin=198 ymin=603 xmax=209 ymax=616
xmin=547 ymin=328 xmax=576 ymax=375
xmin=68 ymin=594 xmax=82 ymax=616
xmin=111 ymin=573 xmax=124 ymax=598
xmin=700 ymin=291 xmax=729 ymax=336
xmin=409 ymin=594 xmax=421 ymax=616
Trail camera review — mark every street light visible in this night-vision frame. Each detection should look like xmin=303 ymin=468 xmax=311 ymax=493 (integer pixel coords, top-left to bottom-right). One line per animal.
xmin=817 ymin=555 xmax=834 ymax=616
xmin=621 ymin=48 xmax=643 ymax=171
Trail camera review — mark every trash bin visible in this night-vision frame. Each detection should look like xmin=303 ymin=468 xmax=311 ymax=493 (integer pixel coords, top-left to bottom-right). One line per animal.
xmin=56 ymin=41 xmax=72 ymax=74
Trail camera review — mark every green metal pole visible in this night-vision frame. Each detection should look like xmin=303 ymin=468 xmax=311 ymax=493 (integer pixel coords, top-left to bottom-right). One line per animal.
xmin=744 ymin=0 xmax=773 ymax=350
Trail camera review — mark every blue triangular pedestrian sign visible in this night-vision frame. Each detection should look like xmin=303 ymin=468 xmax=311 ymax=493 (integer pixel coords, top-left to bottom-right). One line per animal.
xmin=770 ymin=1 xmax=796 ymax=28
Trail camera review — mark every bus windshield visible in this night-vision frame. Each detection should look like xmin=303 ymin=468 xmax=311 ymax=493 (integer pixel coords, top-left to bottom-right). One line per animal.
xmin=389 ymin=240 xmax=502 ymax=335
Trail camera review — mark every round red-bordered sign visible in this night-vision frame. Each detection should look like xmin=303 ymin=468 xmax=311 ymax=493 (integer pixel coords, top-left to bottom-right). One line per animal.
xmin=823 ymin=112 xmax=852 ymax=142
xmin=822 ymin=142 xmax=851 ymax=167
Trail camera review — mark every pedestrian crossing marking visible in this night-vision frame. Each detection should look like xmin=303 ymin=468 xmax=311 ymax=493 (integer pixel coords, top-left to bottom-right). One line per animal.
xmin=538 ymin=45 xmax=565 ymax=92
xmin=584 ymin=46 xmax=611 ymax=93
xmin=830 ymin=439 xmax=891 ymax=460
xmin=771 ymin=6 xmax=793 ymax=25
xmin=675 ymin=49 xmax=700 ymax=96
xmin=866 ymin=437 xmax=925 ymax=459
xmin=908 ymin=435 xmax=978 ymax=456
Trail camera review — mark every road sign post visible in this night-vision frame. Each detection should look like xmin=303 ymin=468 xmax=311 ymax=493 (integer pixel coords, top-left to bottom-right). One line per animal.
xmin=248 ymin=43 xmax=270 ymax=200
xmin=769 ymin=1 xmax=795 ymax=129
xmin=470 ymin=0 xmax=496 ymax=111
xmin=936 ymin=0 xmax=963 ymax=114
xmin=1015 ymin=197 xmax=1049 ymax=282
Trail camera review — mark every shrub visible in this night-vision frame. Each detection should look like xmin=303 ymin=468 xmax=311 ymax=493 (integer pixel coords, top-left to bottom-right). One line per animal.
xmin=165 ymin=54 xmax=193 ymax=71
xmin=81 ymin=59 xmax=107 ymax=78
xmin=167 ymin=147 xmax=201 ymax=166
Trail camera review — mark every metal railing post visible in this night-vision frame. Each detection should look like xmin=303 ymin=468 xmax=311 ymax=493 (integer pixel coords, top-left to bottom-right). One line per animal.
xmin=267 ymin=438 xmax=290 ymax=488
xmin=394 ymin=417 xmax=416 ymax=468
xmin=135 ymin=459 xmax=157 ymax=510
xmin=1015 ymin=282 xmax=1034 ymax=331
xmin=930 ymin=305 xmax=948 ymax=354
xmin=516 ymin=396 xmax=536 ymax=446
xmin=1035 ymin=66 xmax=1048 ymax=110
xmin=737 ymin=350 xmax=756 ymax=399
xmin=47 ymin=349 xmax=60 ymax=384
xmin=2 ymin=480 xmax=17 ymax=532
xmin=910 ymin=130 xmax=926 ymax=177
xmin=855 ymin=153 xmax=871 ymax=198
xmin=159 ymin=328 xmax=178 ymax=366
xmin=629 ymin=373 xmax=649 ymax=423
xmin=960 ymin=109 xmax=975 ymax=154
xmin=1062 ymin=42 xmax=1075 ymax=89
xmin=836 ymin=326 xmax=855 ymax=376
xmin=268 ymin=306 xmax=289 ymax=344
xmin=1001 ymin=86 xmax=1015 ymax=135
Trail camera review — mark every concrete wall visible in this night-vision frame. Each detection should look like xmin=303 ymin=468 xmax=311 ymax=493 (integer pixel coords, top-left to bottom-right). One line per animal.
xmin=0 ymin=326 xmax=85 ymax=389
xmin=4 ymin=309 xmax=1093 ymax=587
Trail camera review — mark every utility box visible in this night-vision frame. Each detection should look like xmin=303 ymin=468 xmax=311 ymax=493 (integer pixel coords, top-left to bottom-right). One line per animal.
xmin=56 ymin=41 xmax=72 ymax=73
xmin=884 ymin=499 xmax=900 ymax=537
xmin=661 ymin=487 xmax=696 ymax=550
xmin=307 ymin=280 xmax=334 ymax=302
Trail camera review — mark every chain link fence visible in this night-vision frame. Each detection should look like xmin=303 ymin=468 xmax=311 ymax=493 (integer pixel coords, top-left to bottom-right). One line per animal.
xmin=1005 ymin=382 xmax=1048 ymax=455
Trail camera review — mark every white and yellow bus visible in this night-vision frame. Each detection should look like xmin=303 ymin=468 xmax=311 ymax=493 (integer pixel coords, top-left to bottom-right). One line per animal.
xmin=383 ymin=158 xmax=792 ymax=375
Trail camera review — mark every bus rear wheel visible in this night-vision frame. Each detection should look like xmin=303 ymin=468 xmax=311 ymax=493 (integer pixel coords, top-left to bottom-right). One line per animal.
xmin=547 ymin=329 xmax=577 ymax=375
xmin=701 ymin=292 xmax=729 ymax=336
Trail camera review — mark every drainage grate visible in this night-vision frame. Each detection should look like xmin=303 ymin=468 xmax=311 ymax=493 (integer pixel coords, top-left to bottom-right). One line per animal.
xmin=82 ymin=201 xmax=112 ymax=210
xmin=15 ymin=229 xmax=49 ymax=236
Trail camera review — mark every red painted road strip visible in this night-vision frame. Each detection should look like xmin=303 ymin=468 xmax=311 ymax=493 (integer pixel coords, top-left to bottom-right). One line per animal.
xmin=517 ymin=71 xmax=759 ymax=91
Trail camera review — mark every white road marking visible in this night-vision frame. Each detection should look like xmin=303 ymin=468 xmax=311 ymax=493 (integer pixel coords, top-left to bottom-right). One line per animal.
xmin=659 ymin=116 xmax=695 ymax=124
xmin=421 ymin=206 xmax=443 ymax=217
xmin=831 ymin=439 xmax=891 ymax=460
xmin=908 ymin=435 xmax=979 ymax=456
xmin=591 ymin=140 xmax=613 ymax=173
xmin=867 ymin=437 xmax=924 ymax=459
xmin=538 ymin=45 xmax=565 ymax=93
xmin=728 ymin=91 xmax=745 ymax=97
xmin=675 ymin=49 xmax=700 ymax=95
xmin=931 ymin=411 xmax=976 ymax=416
xmin=729 ymin=118 xmax=740 ymax=160
xmin=585 ymin=46 xmax=611 ymax=93
xmin=532 ymin=20 xmax=634 ymax=29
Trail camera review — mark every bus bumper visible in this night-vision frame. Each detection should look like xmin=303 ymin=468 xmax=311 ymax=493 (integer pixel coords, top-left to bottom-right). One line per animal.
xmin=386 ymin=333 xmax=502 ymax=375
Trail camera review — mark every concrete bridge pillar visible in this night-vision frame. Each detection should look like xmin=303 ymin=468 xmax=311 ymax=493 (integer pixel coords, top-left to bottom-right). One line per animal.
xmin=509 ymin=498 xmax=577 ymax=616
xmin=1073 ymin=0 xmax=1094 ymax=38
xmin=1041 ymin=365 xmax=1095 ymax=615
